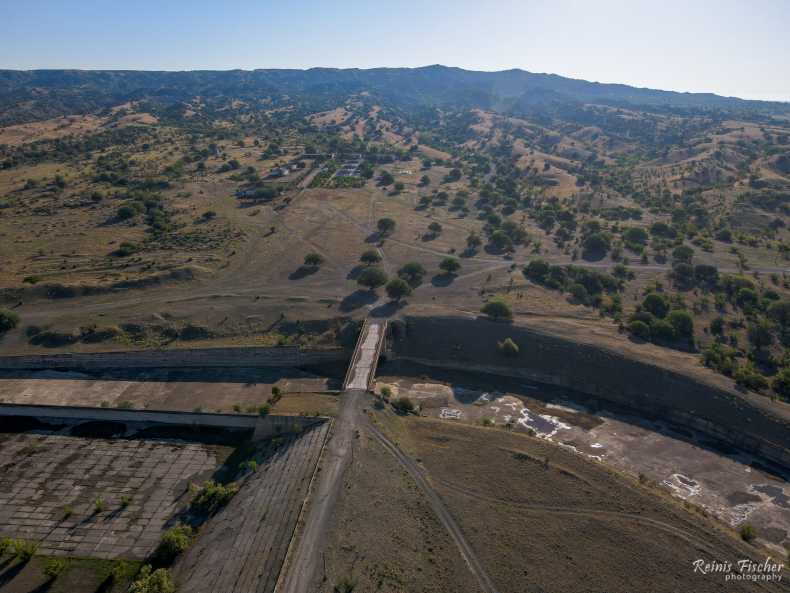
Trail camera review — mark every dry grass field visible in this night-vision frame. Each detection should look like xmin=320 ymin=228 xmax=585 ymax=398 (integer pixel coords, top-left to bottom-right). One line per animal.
xmin=366 ymin=412 xmax=786 ymax=593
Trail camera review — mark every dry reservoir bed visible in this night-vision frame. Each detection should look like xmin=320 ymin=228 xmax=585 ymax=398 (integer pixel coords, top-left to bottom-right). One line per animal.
xmin=0 ymin=431 xmax=228 ymax=559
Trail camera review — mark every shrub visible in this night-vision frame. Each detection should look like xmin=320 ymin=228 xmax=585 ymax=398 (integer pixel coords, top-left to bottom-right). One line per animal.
xmin=13 ymin=539 xmax=38 ymax=561
xmin=115 ymin=242 xmax=140 ymax=257
xmin=179 ymin=324 xmax=212 ymax=341
xmin=667 ymin=309 xmax=694 ymax=339
xmin=740 ymin=523 xmax=757 ymax=543
xmin=772 ymin=368 xmax=790 ymax=399
xmin=129 ymin=566 xmax=176 ymax=593
xmin=568 ymin=283 xmax=589 ymax=304
xmin=701 ymin=343 xmax=738 ymax=376
xmin=582 ymin=232 xmax=610 ymax=256
xmin=0 ymin=537 xmax=12 ymax=555
xmin=524 ymin=259 xmax=550 ymax=282
xmin=392 ymin=397 xmax=415 ymax=415
xmin=734 ymin=364 xmax=769 ymax=392
xmin=304 ymin=252 xmax=324 ymax=268
xmin=116 ymin=205 xmax=136 ymax=220
xmin=628 ymin=320 xmax=651 ymax=341
xmin=481 ymin=299 xmax=512 ymax=320
xmin=497 ymin=337 xmax=520 ymax=356
xmin=642 ymin=293 xmax=670 ymax=318
xmin=43 ymin=558 xmax=68 ymax=580
xmin=672 ymin=245 xmax=694 ymax=263
xmin=0 ymin=309 xmax=19 ymax=333
xmin=190 ymin=481 xmax=238 ymax=515
xmin=439 ymin=257 xmax=461 ymax=275
xmin=650 ymin=320 xmax=676 ymax=342
xmin=258 ymin=403 xmax=271 ymax=417
xmin=110 ymin=560 xmax=133 ymax=583
xmin=154 ymin=524 xmax=193 ymax=564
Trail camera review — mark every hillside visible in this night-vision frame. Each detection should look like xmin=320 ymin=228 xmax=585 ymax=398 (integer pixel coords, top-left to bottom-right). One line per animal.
xmin=0 ymin=66 xmax=788 ymax=127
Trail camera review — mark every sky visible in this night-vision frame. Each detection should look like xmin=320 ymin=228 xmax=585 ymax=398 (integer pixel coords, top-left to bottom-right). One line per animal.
xmin=1 ymin=0 xmax=789 ymax=102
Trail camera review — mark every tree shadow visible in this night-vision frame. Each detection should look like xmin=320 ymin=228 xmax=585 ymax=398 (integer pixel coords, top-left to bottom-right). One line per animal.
xmin=0 ymin=560 xmax=27 ymax=588
xmin=339 ymin=290 xmax=378 ymax=312
xmin=364 ymin=232 xmax=382 ymax=244
xmin=431 ymin=274 xmax=455 ymax=287
xmin=581 ymin=249 xmax=607 ymax=262
xmin=460 ymin=247 xmax=478 ymax=258
xmin=288 ymin=266 xmax=318 ymax=281
xmin=346 ymin=265 xmax=365 ymax=280
xmin=370 ymin=301 xmax=403 ymax=318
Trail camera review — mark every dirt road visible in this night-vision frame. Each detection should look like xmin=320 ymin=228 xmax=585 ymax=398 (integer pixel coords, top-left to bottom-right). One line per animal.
xmin=275 ymin=389 xmax=364 ymax=593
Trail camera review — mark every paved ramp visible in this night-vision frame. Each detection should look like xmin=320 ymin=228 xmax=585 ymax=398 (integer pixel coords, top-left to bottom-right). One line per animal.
xmin=343 ymin=318 xmax=387 ymax=391
xmin=174 ymin=421 xmax=330 ymax=593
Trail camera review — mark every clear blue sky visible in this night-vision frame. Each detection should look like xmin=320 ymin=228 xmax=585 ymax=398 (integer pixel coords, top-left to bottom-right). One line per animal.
xmin=2 ymin=0 xmax=789 ymax=101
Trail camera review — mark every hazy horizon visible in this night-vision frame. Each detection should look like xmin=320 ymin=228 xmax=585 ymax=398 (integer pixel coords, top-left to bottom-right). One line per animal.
xmin=2 ymin=0 xmax=789 ymax=102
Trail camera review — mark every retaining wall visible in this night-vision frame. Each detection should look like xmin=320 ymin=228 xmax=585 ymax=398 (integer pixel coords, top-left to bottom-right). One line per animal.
xmin=0 ymin=403 xmax=323 ymax=440
xmin=387 ymin=315 xmax=790 ymax=470
xmin=0 ymin=346 xmax=346 ymax=371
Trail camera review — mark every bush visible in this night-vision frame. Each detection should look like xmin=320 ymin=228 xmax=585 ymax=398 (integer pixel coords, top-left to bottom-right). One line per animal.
xmin=304 ymin=253 xmax=324 ymax=268
xmin=524 ymin=259 xmax=550 ymax=282
xmin=115 ymin=242 xmax=140 ymax=257
xmin=650 ymin=320 xmax=676 ymax=342
xmin=392 ymin=397 xmax=415 ymax=415
xmin=667 ymin=309 xmax=694 ymax=339
xmin=179 ymin=324 xmax=212 ymax=341
xmin=734 ymin=364 xmax=769 ymax=392
xmin=628 ymin=320 xmax=651 ymax=340
xmin=772 ymin=368 xmax=790 ymax=399
xmin=740 ymin=523 xmax=757 ymax=543
xmin=642 ymin=293 xmax=670 ymax=318
xmin=0 ymin=309 xmax=19 ymax=333
xmin=129 ymin=566 xmax=176 ymax=593
xmin=497 ymin=337 xmax=520 ymax=356
xmin=43 ymin=558 xmax=68 ymax=580
xmin=439 ymin=257 xmax=461 ymax=275
xmin=481 ymin=299 xmax=512 ymax=320
xmin=154 ymin=524 xmax=193 ymax=564
xmin=568 ymin=283 xmax=589 ymax=304
xmin=13 ymin=539 xmax=38 ymax=561
xmin=116 ymin=205 xmax=136 ymax=220
xmin=190 ymin=480 xmax=238 ymax=515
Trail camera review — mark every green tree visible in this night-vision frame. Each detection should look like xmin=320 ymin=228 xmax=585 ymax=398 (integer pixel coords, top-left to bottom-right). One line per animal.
xmin=419 ymin=175 xmax=430 ymax=187
xmin=377 ymin=217 xmax=396 ymax=236
xmin=672 ymin=245 xmax=695 ymax=264
xmin=0 ymin=309 xmax=19 ymax=333
xmin=304 ymin=253 xmax=324 ymax=268
xmin=357 ymin=267 xmax=388 ymax=290
xmin=772 ymin=368 xmax=790 ymax=399
xmin=439 ymin=257 xmax=461 ymax=275
xmin=386 ymin=278 xmax=412 ymax=301
xmin=628 ymin=319 xmax=651 ymax=340
xmin=427 ymin=222 xmax=443 ymax=236
xmin=642 ymin=293 xmax=670 ymax=318
xmin=379 ymin=171 xmax=395 ymax=186
xmin=360 ymin=250 xmax=382 ymax=265
xmin=481 ymin=299 xmax=512 ymax=320
xmin=668 ymin=309 xmax=694 ymax=339
xmin=524 ymin=259 xmax=550 ymax=282
xmin=398 ymin=262 xmax=426 ymax=288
